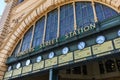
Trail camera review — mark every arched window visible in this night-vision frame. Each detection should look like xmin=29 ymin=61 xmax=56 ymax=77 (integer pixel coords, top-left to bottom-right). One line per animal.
xmin=21 ymin=27 xmax=33 ymax=51
xmin=76 ymin=2 xmax=94 ymax=28
xmin=60 ymin=4 xmax=74 ymax=37
xmin=32 ymin=17 xmax=45 ymax=48
xmin=95 ymin=3 xmax=118 ymax=21
xmin=12 ymin=2 xmax=119 ymax=56
xmin=105 ymin=60 xmax=116 ymax=73
xmin=45 ymin=9 xmax=58 ymax=41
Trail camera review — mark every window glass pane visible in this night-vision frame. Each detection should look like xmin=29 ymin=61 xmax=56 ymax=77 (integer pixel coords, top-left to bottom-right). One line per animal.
xmin=95 ymin=3 xmax=105 ymax=21
xmin=21 ymin=27 xmax=33 ymax=51
xmin=12 ymin=41 xmax=21 ymax=56
xmin=32 ymin=17 xmax=45 ymax=47
xmin=18 ymin=0 xmax=24 ymax=3
xmin=95 ymin=3 xmax=118 ymax=22
xmin=45 ymin=9 xmax=58 ymax=41
xmin=60 ymin=4 xmax=74 ymax=37
xmin=76 ymin=2 xmax=94 ymax=28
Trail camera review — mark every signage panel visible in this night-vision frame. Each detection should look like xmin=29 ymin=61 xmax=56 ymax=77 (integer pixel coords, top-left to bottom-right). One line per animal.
xmin=59 ymin=52 xmax=73 ymax=64
xmin=33 ymin=61 xmax=44 ymax=71
xmin=92 ymin=41 xmax=114 ymax=55
xmin=12 ymin=68 xmax=22 ymax=76
xmin=74 ymin=47 xmax=92 ymax=60
xmin=114 ymin=38 xmax=120 ymax=49
xmin=22 ymin=65 xmax=32 ymax=74
xmin=4 ymin=71 xmax=12 ymax=78
xmin=45 ymin=57 xmax=57 ymax=67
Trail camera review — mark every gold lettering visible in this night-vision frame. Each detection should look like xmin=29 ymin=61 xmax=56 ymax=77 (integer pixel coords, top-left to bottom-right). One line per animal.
xmin=49 ymin=41 xmax=52 ymax=45
xmin=51 ymin=39 xmax=55 ymax=45
xmin=29 ymin=48 xmax=34 ymax=52
xmin=73 ymin=31 xmax=77 ymax=36
xmin=69 ymin=32 xmax=73 ymax=38
xmin=40 ymin=44 xmax=43 ymax=48
xmin=55 ymin=38 xmax=59 ymax=43
xmin=89 ymin=24 xmax=96 ymax=29
xmin=42 ymin=43 xmax=46 ymax=48
xmin=45 ymin=41 xmax=51 ymax=46
xmin=44 ymin=41 xmax=50 ymax=46
xmin=65 ymin=34 xmax=69 ymax=39
xmin=84 ymin=26 xmax=90 ymax=32
xmin=80 ymin=28 xmax=84 ymax=33
xmin=77 ymin=29 xmax=81 ymax=34
xmin=24 ymin=51 xmax=26 ymax=54
xmin=45 ymin=41 xmax=48 ymax=46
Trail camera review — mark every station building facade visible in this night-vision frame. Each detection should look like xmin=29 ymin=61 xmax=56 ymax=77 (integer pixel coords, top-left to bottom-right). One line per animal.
xmin=0 ymin=0 xmax=120 ymax=80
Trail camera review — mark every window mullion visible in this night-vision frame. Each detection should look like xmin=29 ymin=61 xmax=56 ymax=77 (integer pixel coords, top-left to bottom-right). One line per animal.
xmin=91 ymin=0 xmax=98 ymax=22
xmin=73 ymin=2 xmax=77 ymax=30
xmin=30 ymin=25 xmax=35 ymax=48
xmin=57 ymin=7 xmax=60 ymax=38
xmin=42 ymin=15 xmax=47 ymax=43
xmin=17 ymin=38 xmax=23 ymax=56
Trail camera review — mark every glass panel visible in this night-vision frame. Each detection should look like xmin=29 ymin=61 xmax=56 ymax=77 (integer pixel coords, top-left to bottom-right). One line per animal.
xmin=18 ymin=0 xmax=24 ymax=3
xmin=95 ymin=3 xmax=105 ymax=21
xmin=60 ymin=4 xmax=74 ymax=37
xmin=45 ymin=9 xmax=58 ymax=41
xmin=76 ymin=2 xmax=94 ymax=29
xmin=95 ymin=3 xmax=118 ymax=22
xmin=21 ymin=27 xmax=33 ymax=51
xmin=12 ymin=41 xmax=21 ymax=56
xmin=32 ymin=17 xmax=45 ymax=48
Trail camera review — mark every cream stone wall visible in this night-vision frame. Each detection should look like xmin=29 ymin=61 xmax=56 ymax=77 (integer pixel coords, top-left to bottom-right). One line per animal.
xmin=0 ymin=0 xmax=120 ymax=79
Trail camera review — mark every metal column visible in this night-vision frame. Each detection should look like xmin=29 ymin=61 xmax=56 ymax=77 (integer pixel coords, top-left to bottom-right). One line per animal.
xmin=49 ymin=69 xmax=58 ymax=80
